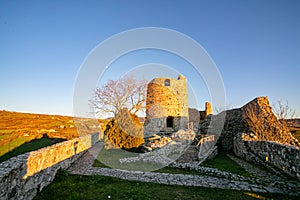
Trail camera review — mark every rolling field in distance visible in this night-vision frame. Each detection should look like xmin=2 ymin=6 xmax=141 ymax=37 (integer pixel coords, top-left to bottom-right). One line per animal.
xmin=0 ymin=110 xmax=106 ymax=161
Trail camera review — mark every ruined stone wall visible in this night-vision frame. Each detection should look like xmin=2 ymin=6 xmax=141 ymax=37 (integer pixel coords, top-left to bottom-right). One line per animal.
xmin=188 ymin=108 xmax=200 ymax=132
xmin=205 ymin=102 xmax=212 ymax=117
xmin=241 ymin=96 xmax=296 ymax=145
xmin=144 ymin=75 xmax=188 ymax=134
xmin=197 ymin=102 xmax=213 ymax=121
xmin=234 ymin=133 xmax=300 ymax=180
xmin=0 ymin=132 xmax=101 ymax=200
xmin=216 ymin=108 xmax=247 ymax=150
xmin=211 ymin=96 xmax=297 ymax=151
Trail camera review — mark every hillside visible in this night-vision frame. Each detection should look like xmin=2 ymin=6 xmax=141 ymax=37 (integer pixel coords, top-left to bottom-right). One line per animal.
xmin=0 ymin=110 xmax=105 ymax=158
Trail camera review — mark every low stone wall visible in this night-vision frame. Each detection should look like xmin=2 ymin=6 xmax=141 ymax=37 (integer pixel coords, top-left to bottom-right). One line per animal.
xmin=234 ymin=133 xmax=300 ymax=180
xmin=0 ymin=132 xmax=101 ymax=200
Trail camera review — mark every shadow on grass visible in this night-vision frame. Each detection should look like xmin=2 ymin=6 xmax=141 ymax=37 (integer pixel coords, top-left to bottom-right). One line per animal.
xmin=92 ymin=148 xmax=167 ymax=172
xmin=34 ymin=169 xmax=299 ymax=200
xmin=201 ymin=151 xmax=253 ymax=177
xmin=93 ymin=149 xmax=253 ymax=177
xmin=0 ymin=134 xmax=66 ymax=163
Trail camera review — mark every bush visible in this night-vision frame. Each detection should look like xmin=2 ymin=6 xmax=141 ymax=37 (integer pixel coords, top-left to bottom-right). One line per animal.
xmin=104 ymin=108 xmax=144 ymax=149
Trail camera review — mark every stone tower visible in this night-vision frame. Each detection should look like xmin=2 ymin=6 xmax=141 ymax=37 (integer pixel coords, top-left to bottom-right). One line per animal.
xmin=144 ymin=75 xmax=189 ymax=134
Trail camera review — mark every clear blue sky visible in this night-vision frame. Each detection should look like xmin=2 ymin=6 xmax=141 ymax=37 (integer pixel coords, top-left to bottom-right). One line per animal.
xmin=1 ymin=0 xmax=300 ymax=117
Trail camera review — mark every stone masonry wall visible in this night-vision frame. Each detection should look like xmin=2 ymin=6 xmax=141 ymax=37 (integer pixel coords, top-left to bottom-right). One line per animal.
xmin=189 ymin=102 xmax=213 ymax=133
xmin=211 ymin=96 xmax=297 ymax=151
xmin=205 ymin=102 xmax=212 ymax=117
xmin=234 ymin=133 xmax=300 ymax=180
xmin=0 ymin=132 xmax=101 ymax=200
xmin=144 ymin=75 xmax=188 ymax=134
xmin=188 ymin=108 xmax=200 ymax=132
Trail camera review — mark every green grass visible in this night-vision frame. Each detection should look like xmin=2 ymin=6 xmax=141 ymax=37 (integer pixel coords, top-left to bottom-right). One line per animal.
xmin=93 ymin=148 xmax=167 ymax=172
xmin=93 ymin=149 xmax=206 ymax=175
xmin=0 ymin=137 xmax=53 ymax=163
xmin=0 ymin=129 xmax=14 ymax=134
xmin=93 ymin=149 xmax=253 ymax=177
xmin=94 ymin=157 xmax=205 ymax=176
xmin=49 ymin=121 xmax=64 ymax=127
xmin=201 ymin=152 xmax=252 ymax=177
xmin=0 ymin=134 xmax=11 ymax=140
xmin=34 ymin=170 xmax=298 ymax=200
xmin=93 ymin=148 xmax=140 ymax=167
xmin=0 ymin=136 xmax=35 ymax=157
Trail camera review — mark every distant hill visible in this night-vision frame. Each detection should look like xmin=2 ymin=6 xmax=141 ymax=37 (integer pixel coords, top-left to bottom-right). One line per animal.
xmin=282 ymin=118 xmax=300 ymax=140
xmin=0 ymin=110 xmax=106 ymax=157
xmin=284 ymin=118 xmax=300 ymax=128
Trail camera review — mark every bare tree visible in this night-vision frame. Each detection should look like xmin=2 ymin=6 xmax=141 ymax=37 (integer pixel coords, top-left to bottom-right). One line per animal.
xmin=91 ymin=75 xmax=147 ymax=118
xmin=243 ymin=104 xmax=295 ymax=144
xmin=243 ymin=106 xmax=270 ymax=140
xmin=273 ymin=100 xmax=296 ymax=127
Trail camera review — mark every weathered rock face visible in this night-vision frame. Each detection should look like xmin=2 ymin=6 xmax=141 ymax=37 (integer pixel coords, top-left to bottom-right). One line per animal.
xmin=240 ymin=97 xmax=298 ymax=148
xmin=104 ymin=108 xmax=144 ymax=149
xmin=241 ymin=96 xmax=296 ymax=145
xmin=201 ymin=97 xmax=297 ymax=151
xmin=144 ymin=75 xmax=189 ymax=134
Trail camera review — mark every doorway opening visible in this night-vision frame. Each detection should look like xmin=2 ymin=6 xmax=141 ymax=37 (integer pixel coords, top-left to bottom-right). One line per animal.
xmin=166 ymin=116 xmax=174 ymax=128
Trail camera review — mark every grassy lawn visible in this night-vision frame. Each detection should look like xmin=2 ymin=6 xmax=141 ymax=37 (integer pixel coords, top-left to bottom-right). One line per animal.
xmin=93 ymin=149 xmax=252 ymax=177
xmin=0 ymin=137 xmax=53 ymax=163
xmin=0 ymin=136 xmax=35 ymax=157
xmin=201 ymin=152 xmax=252 ymax=177
xmin=48 ymin=121 xmax=64 ymax=127
xmin=94 ymin=156 xmax=205 ymax=176
xmin=34 ymin=170 xmax=297 ymax=200
xmin=0 ymin=134 xmax=11 ymax=140
xmin=93 ymin=148 xmax=169 ymax=172
xmin=0 ymin=130 xmax=14 ymax=133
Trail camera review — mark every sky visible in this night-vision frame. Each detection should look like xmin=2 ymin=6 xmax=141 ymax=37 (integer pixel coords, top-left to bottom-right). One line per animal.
xmin=1 ymin=0 xmax=300 ymax=117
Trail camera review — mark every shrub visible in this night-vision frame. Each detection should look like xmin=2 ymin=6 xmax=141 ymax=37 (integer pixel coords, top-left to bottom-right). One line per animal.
xmin=104 ymin=108 xmax=144 ymax=149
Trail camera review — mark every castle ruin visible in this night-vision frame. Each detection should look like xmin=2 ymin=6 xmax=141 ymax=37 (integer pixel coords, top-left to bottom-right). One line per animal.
xmin=144 ymin=75 xmax=189 ymax=134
